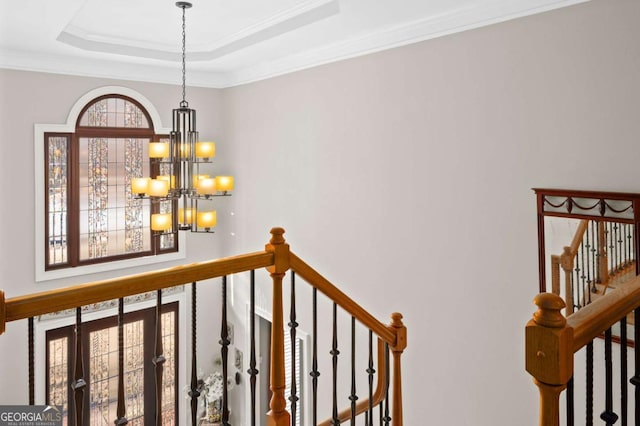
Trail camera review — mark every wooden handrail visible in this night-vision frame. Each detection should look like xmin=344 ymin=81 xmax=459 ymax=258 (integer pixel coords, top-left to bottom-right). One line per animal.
xmin=290 ymin=252 xmax=405 ymax=425
xmin=1 ymin=228 xmax=405 ymax=426
xmin=289 ymin=252 xmax=397 ymax=346
xmin=568 ymin=220 xmax=589 ymax=256
xmin=4 ymin=251 xmax=273 ymax=323
xmin=568 ymin=274 xmax=640 ymax=351
xmin=549 ymin=220 xmax=587 ymax=315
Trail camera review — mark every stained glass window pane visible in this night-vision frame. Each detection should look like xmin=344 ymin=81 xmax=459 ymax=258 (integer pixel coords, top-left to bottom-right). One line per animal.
xmin=46 ymin=95 xmax=177 ymax=270
xmin=161 ymin=311 xmax=176 ymax=424
xmin=48 ymin=136 xmax=69 ymax=265
xmin=79 ymin=99 xmax=149 ymax=129
xmin=88 ymin=321 xmax=145 ymax=425
xmin=78 ymin=137 xmax=150 ymax=260
xmin=48 ymin=337 xmax=69 ymax=426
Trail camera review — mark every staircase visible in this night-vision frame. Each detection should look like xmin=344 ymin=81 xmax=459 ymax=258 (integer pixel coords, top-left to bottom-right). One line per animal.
xmin=528 ymin=188 xmax=640 ymax=425
xmin=548 ymin=218 xmax=637 ymax=317
xmin=0 ymin=228 xmax=406 ymax=425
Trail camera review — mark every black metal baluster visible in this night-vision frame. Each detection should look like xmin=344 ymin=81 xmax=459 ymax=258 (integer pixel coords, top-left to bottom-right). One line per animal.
xmin=580 ymin=233 xmax=593 ymax=293
xmin=628 ymin=224 xmax=633 ymax=265
xmin=576 ymin=243 xmax=584 ymax=305
xmin=616 ymin=223 xmax=622 ymax=271
xmin=612 ymin=223 xmax=618 ymax=271
xmin=574 ymin=269 xmax=581 ymax=311
xmin=28 ymin=317 xmax=34 ymax=405
xmin=609 ymin=223 xmax=615 ymax=273
xmin=590 ymin=222 xmax=597 ymax=291
xmin=289 ymin=271 xmax=299 ymax=424
xmin=188 ymin=283 xmax=200 ymax=426
xmin=611 ymin=223 xmax=615 ymax=270
xmin=586 ymin=226 xmax=594 ymax=293
xmin=587 ymin=341 xmax=594 ymax=426
xmin=367 ymin=330 xmax=375 ymax=426
xmin=378 ymin=403 xmax=383 ymax=425
xmin=383 ymin=343 xmax=391 ymax=426
xmin=595 ymin=221 xmax=601 ymax=283
xmin=248 ymin=271 xmax=258 ymax=426
xmin=153 ymin=290 xmax=166 ymax=426
xmin=631 ymin=309 xmax=640 ymax=420
xmin=566 ymin=377 xmax=574 ymax=426
xmin=623 ymin=224 xmax=628 ymax=266
xmin=115 ymin=299 xmax=128 ymax=425
xmin=627 ymin=225 xmax=636 ymax=262
xmin=311 ymin=287 xmax=319 ymax=425
xmin=349 ymin=316 xmax=358 ymax=426
xmin=331 ymin=302 xmax=340 ymax=425
xmin=72 ymin=308 xmax=86 ymax=425
xmin=600 ymin=328 xmax=618 ymax=425
xmin=220 ymin=276 xmax=231 ymax=426
xmin=580 ymin=241 xmax=590 ymax=303
xmin=620 ymin=316 xmax=628 ymax=426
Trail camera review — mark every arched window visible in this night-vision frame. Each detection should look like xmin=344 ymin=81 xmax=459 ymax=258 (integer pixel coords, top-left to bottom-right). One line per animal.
xmin=44 ymin=94 xmax=177 ymax=271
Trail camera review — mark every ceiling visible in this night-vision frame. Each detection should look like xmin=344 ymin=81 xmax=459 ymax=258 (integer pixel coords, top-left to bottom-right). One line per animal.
xmin=0 ymin=0 xmax=588 ymax=88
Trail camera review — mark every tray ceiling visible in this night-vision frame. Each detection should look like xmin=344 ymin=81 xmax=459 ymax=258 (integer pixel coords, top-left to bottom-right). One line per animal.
xmin=0 ymin=0 xmax=589 ymax=88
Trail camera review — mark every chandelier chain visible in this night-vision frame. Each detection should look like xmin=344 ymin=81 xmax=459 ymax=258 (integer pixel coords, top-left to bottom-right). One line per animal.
xmin=181 ymin=4 xmax=187 ymax=108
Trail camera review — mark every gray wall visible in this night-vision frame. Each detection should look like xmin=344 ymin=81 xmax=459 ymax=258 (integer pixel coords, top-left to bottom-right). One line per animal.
xmin=220 ymin=0 xmax=640 ymax=424
xmin=1 ymin=0 xmax=640 ymax=424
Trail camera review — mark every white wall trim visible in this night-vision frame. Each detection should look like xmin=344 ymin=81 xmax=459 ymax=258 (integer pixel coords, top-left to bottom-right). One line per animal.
xmin=34 ymin=85 xmax=186 ymax=282
xmin=225 ymin=0 xmax=592 ymax=86
xmin=0 ymin=0 xmax=591 ymax=88
xmin=244 ymin=303 xmax=312 ymax=426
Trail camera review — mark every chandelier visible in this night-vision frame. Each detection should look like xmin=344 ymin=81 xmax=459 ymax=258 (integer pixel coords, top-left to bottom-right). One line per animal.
xmin=131 ymin=1 xmax=232 ymax=234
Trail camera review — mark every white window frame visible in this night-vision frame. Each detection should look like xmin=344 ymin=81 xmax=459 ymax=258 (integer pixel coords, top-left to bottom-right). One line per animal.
xmin=34 ymin=86 xmax=186 ymax=282
xmin=245 ymin=303 xmax=312 ymax=426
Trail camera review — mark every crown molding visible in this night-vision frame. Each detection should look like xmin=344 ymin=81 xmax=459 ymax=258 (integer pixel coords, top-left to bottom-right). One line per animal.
xmin=0 ymin=0 xmax=591 ymax=88
xmin=223 ymin=0 xmax=592 ymax=87
xmin=0 ymin=48 xmax=227 ymax=88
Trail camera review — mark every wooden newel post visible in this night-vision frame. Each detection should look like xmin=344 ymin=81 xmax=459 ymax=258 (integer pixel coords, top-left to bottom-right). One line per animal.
xmin=265 ymin=228 xmax=292 ymax=426
xmin=525 ymin=293 xmax=573 ymax=426
xmin=390 ymin=312 xmax=407 ymax=426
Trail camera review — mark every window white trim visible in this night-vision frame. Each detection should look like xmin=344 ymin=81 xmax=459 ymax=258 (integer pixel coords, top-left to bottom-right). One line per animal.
xmin=34 ymin=86 xmax=185 ymax=282
xmin=245 ymin=303 xmax=312 ymax=426
xmin=34 ymin=290 xmax=188 ymax=425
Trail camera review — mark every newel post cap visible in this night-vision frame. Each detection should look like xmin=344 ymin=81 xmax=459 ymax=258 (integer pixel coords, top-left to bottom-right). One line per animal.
xmin=390 ymin=312 xmax=407 ymax=352
xmin=269 ymin=227 xmax=286 ymax=245
xmin=533 ymin=293 xmax=566 ymax=328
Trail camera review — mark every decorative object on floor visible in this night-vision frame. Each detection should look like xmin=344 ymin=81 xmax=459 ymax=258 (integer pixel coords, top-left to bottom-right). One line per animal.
xmin=132 ymin=1 xmax=233 ymax=234
xmin=199 ymin=370 xmax=234 ymax=424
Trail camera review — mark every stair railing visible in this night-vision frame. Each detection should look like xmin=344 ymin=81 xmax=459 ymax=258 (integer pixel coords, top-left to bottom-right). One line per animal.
xmin=550 ymin=219 xmax=588 ymax=315
xmin=526 ymin=276 xmax=640 ymax=425
xmin=0 ymin=227 xmax=406 ymax=425
xmin=550 ymin=218 xmax=638 ymax=317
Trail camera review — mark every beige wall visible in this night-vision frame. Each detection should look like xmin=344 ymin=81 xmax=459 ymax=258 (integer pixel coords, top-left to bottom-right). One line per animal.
xmin=221 ymin=0 xmax=640 ymax=424
xmin=1 ymin=0 xmax=640 ymax=424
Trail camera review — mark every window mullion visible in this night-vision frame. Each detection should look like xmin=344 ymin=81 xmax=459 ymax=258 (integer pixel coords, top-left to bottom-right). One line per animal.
xmin=68 ymin=134 xmax=80 ymax=267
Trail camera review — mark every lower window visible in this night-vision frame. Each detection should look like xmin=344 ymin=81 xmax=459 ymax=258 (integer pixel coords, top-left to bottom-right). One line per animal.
xmin=46 ymin=302 xmax=178 ymax=425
